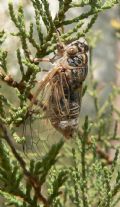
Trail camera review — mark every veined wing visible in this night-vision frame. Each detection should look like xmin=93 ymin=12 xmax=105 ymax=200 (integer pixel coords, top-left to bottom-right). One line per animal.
xmin=29 ymin=66 xmax=62 ymax=110
xmin=18 ymin=66 xmax=66 ymax=157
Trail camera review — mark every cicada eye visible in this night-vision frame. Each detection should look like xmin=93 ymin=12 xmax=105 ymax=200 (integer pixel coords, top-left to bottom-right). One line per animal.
xmin=77 ymin=42 xmax=89 ymax=53
xmin=84 ymin=44 xmax=89 ymax=52
xmin=66 ymin=45 xmax=78 ymax=56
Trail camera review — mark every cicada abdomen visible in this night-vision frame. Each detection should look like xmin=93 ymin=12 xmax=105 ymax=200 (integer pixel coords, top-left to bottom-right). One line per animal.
xmin=41 ymin=40 xmax=89 ymax=138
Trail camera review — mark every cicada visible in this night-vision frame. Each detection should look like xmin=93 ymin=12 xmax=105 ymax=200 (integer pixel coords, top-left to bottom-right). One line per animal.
xmin=28 ymin=40 xmax=89 ymax=140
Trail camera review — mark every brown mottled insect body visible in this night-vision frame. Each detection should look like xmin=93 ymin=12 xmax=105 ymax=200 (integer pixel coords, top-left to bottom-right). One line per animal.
xmin=45 ymin=41 xmax=88 ymax=138
xmin=30 ymin=40 xmax=89 ymax=139
xmin=48 ymin=87 xmax=81 ymax=138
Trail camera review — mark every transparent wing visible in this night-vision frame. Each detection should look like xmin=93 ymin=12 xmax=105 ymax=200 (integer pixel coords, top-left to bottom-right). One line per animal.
xmin=17 ymin=67 xmax=65 ymax=159
xmin=29 ymin=66 xmax=60 ymax=110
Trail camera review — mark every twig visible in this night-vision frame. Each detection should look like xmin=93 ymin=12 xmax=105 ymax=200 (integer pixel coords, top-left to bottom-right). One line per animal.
xmin=0 ymin=69 xmax=21 ymax=88
xmin=0 ymin=122 xmax=48 ymax=206
xmin=79 ymin=129 xmax=113 ymax=164
xmin=0 ymin=68 xmax=35 ymax=102
xmin=96 ymin=144 xmax=113 ymax=164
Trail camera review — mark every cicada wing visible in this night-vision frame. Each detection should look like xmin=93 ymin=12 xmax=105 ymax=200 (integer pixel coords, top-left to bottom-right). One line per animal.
xmin=17 ymin=79 xmax=63 ymax=158
xmin=29 ymin=66 xmax=60 ymax=109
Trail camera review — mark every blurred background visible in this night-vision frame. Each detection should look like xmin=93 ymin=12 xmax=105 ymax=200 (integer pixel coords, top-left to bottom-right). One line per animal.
xmin=0 ymin=1 xmax=120 ymax=206
xmin=0 ymin=1 xmax=120 ymax=150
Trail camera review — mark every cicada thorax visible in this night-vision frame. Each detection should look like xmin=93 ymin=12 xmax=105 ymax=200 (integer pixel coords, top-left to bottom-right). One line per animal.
xmin=45 ymin=41 xmax=88 ymax=138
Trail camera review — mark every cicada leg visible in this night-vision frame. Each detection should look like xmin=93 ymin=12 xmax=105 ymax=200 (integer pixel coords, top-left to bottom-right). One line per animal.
xmin=30 ymin=30 xmax=66 ymax=64
xmin=31 ymin=57 xmax=52 ymax=63
xmin=29 ymin=53 xmax=63 ymax=64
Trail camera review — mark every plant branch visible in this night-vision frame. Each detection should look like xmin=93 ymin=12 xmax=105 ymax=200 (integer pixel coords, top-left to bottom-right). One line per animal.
xmin=0 ymin=121 xmax=48 ymax=206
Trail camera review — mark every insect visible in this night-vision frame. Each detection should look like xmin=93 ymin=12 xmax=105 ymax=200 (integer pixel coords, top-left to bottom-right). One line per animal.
xmin=28 ymin=39 xmax=89 ymax=139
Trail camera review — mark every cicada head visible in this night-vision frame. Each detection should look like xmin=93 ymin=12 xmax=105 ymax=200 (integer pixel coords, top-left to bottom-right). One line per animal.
xmin=65 ymin=40 xmax=89 ymax=59
xmin=64 ymin=40 xmax=89 ymax=84
xmin=66 ymin=40 xmax=88 ymax=68
xmin=72 ymin=40 xmax=89 ymax=53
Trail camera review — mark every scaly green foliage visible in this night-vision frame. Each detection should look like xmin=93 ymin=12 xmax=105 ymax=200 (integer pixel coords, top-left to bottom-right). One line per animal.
xmin=0 ymin=0 xmax=120 ymax=207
